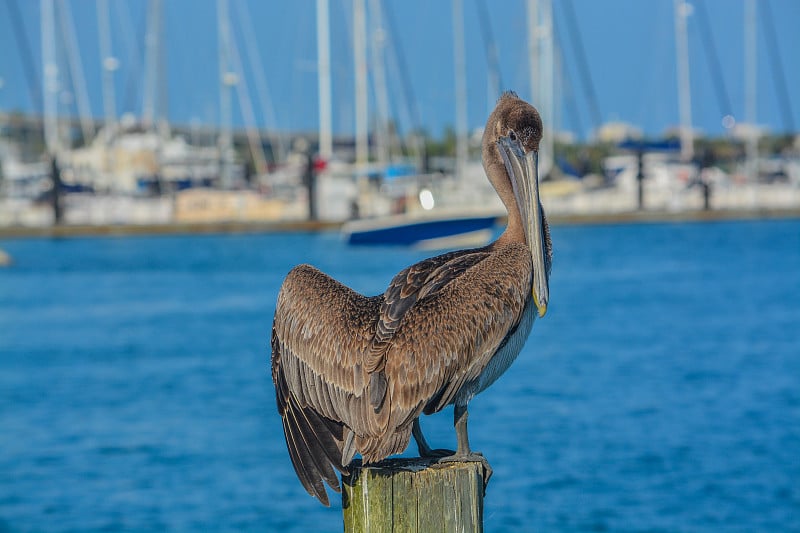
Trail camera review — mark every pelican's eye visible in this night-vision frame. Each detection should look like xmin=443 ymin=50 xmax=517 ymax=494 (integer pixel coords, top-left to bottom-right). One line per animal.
xmin=508 ymin=130 xmax=517 ymax=142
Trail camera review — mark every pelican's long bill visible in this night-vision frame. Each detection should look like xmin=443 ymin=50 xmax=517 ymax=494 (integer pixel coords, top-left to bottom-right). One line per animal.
xmin=498 ymin=136 xmax=549 ymax=317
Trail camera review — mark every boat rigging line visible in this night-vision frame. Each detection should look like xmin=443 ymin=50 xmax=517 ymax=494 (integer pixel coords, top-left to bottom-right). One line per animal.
xmin=758 ymin=0 xmax=795 ymax=133
xmin=694 ymin=0 xmax=733 ymax=124
xmin=552 ymin=15 xmax=584 ymax=139
xmin=561 ymin=0 xmax=602 ymax=134
xmin=3 ymin=0 xmax=42 ymax=111
xmin=475 ymin=0 xmax=503 ymax=113
xmin=382 ymin=0 xmax=425 ymax=166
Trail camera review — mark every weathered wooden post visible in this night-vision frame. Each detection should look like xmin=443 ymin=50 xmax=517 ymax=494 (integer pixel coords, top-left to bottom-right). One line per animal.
xmin=342 ymin=457 xmax=486 ymax=532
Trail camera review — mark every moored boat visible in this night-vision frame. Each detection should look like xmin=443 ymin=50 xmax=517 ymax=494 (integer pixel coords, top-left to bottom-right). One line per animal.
xmin=341 ymin=208 xmax=500 ymax=249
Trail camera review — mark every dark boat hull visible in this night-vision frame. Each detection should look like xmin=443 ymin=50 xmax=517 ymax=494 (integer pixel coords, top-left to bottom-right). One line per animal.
xmin=343 ymin=213 xmax=499 ymax=248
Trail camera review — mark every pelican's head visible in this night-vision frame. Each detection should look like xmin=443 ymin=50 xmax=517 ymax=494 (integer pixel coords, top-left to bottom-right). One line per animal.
xmin=483 ymin=91 xmax=551 ymax=317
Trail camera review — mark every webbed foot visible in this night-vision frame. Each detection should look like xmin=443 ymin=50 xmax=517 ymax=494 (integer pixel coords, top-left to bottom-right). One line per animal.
xmin=435 ymin=452 xmax=493 ymax=487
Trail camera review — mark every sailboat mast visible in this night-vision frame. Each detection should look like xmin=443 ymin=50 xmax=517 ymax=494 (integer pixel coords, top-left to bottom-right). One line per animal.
xmin=674 ymin=0 xmax=694 ymax=162
xmin=59 ymin=1 xmax=95 ymax=145
xmin=97 ymin=0 xmax=117 ymax=143
xmin=227 ymin=17 xmax=269 ymax=177
xmin=369 ymin=0 xmax=390 ymax=167
xmin=142 ymin=0 xmax=161 ymax=131
xmin=452 ymin=0 xmax=467 ymax=180
xmin=744 ymin=0 xmax=758 ymax=182
xmin=235 ymin=0 xmax=287 ymax=164
xmin=475 ymin=0 xmax=501 ymax=115
xmin=527 ymin=0 xmax=553 ymax=177
xmin=540 ymin=0 xmax=554 ymax=176
xmin=40 ymin=0 xmax=59 ymax=155
xmin=316 ymin=0 xmax=333 ymax=160
xmin=354 ymin=0 xmax=369 ymax=166
xmin=527 ymin=0 xmax=538 ymax=108
xmin=218 ymin=0 xmax=234 ymax=187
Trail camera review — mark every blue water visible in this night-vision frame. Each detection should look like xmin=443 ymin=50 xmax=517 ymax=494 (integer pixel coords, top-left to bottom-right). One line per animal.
xmin=1 ymin=220 xmax=799 ymax=532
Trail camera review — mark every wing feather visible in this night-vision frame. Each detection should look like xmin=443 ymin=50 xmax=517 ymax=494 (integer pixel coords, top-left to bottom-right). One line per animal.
xmin=273 ymin=264 xmax=379 ymax=426
xmin=384 ymin=243 xmax=532 ymax=418
xmin=272 ymin=264 xmax=385 ymax=505
xmin=364 ymin=250 xmax=482 ymax=370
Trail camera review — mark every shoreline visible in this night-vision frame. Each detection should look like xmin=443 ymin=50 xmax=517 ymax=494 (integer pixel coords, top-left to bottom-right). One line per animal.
xmin=1 ymin=207 xmax=799 ymax=239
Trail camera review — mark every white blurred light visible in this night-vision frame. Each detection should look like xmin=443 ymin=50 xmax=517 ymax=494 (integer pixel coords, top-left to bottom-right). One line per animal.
xmin=103 ymin=57 xmax=120 ymax=71
xmin=223 ymin=72 xmax=239 ymax=86
xmin=722 ymin=115 xmax=736 ymax=130
xmin=419 ymin=189 xmax=435 ymax=210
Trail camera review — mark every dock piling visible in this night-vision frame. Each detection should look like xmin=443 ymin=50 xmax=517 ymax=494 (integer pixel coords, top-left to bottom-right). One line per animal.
xmin=342 ymin=457 xmax=486 ymax=533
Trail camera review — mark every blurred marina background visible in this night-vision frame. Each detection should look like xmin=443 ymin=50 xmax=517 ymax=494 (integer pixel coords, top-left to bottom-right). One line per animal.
xmin=1 ymin=1 xmax=799 ymax=532
xmin=0 ymin=0 xmax=798 ymax=230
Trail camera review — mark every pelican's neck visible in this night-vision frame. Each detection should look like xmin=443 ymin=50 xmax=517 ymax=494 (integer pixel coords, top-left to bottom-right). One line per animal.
xmin=497 ymin=207 xmax=525 ymax=247
xmin=487 ymin=161 xmax=526 ymax=247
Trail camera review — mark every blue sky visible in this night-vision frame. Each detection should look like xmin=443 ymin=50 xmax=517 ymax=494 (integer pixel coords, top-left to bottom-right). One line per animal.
xmin=1 ymin=0 xmax=798 ymax=140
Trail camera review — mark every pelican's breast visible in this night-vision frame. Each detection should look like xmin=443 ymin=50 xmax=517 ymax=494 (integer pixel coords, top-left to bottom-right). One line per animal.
xmin=474 ymin=297 xmax=538 ymax=398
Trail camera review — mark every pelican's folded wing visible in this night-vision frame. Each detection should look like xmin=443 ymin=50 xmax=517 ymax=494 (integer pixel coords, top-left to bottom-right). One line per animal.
xmin=384 ymin=244 xmax=533 ymax=417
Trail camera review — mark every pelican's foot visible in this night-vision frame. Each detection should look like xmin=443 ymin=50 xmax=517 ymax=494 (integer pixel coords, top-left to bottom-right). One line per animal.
xmin=434 ymin=452 xmax=493 ymax=487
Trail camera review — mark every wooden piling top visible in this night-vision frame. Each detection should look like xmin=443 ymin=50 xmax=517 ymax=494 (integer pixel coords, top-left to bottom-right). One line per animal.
xmin=343 ymin=457 xmax=486 ymax=533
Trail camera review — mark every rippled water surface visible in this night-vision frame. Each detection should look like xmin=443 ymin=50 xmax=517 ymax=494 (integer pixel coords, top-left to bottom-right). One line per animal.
xmin=1 ymin=220 xmax=799 ymax=532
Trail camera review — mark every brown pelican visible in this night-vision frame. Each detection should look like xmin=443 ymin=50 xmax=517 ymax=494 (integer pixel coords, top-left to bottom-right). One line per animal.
xmin=271 ymin=92 xmax=551 ymax=506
